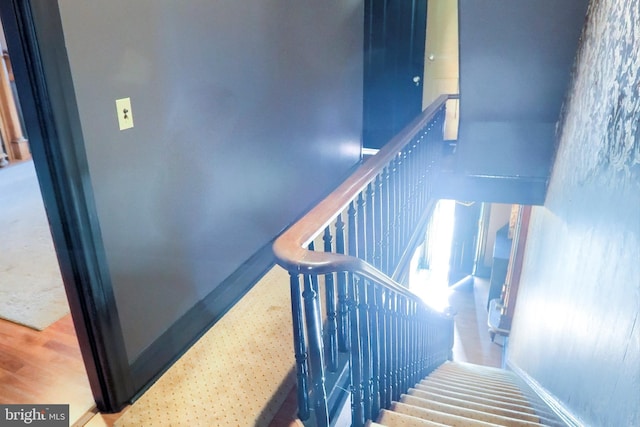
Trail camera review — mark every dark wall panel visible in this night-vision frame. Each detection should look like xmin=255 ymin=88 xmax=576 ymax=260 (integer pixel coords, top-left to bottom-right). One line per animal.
xmin=507 ymin=0 xmax=640 ymax=425
xmin=50 ymin=0 xmax=363 ymax=361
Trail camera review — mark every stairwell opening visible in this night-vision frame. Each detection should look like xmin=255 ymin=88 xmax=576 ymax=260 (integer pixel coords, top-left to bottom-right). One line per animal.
xmin=408 ymin=199 xmax=456 ymax=313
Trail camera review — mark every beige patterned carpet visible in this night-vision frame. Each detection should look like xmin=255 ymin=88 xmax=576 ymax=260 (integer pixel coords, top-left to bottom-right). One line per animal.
xmin=0 ymin=161 xmax=68 ymax=330
xmin=115 ymin=265 xmax=296 ymax=426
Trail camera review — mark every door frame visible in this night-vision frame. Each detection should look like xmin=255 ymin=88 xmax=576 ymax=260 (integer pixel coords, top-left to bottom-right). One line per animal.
xmin=0 ymin=0 xmax=132 ymax=411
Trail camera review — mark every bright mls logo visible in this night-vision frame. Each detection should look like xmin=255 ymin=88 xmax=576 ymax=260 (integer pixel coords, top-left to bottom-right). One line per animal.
xmin=0 ymin=405 xmax=68 ymax=426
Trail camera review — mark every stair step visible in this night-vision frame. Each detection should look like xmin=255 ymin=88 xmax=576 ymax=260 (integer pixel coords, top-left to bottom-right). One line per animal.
xmin=377 ymin=409 xmax=450 ymax=427
xmin=390 ymin=401 xmax=502 ymax=426
xmin=412 ymin=385 xmax=559 ymax=422
xmin=414 ymin=383 xmax=529 ymax=406
xmin=433 ymin=370 xmax=546 ymax=406
xmin=428 ymin=372 xmax=524 ymax=393
xmin=438 ymin=362 xmax=517 ymax=380
xmin=408 ymin=388 xmax=535 ymax=415
xmin=430 ymin=370 xmax=524 ymax=390
xmin=372 ymin=362 xmax=563 ymax=427
xmin=419 ymin=378 xmax=527 ymax=401
xmin=405 ymin=388 xmax=543 ymax=422
xmin=400 ymin=394 xmax=545 ymax=427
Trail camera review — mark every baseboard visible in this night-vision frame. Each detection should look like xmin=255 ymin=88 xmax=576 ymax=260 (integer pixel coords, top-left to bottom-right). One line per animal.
xmin=506 ymin=359 xmax=586 ymax=427
xmin=129 ymin=243 xmax=275 ymax=398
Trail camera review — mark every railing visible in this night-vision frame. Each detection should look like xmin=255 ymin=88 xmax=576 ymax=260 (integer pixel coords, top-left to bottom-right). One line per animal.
xmin=273 ymin=95 xmax=457 ymax=427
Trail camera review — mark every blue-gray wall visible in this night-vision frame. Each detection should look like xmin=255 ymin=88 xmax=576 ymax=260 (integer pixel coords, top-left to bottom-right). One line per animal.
xmin=43 ymin=0 xmax=363 ymax=361
xmin=457 ymin=0 xmax=588 ymax=179
xmin=507 ymin=1 xmax=640 ymax=425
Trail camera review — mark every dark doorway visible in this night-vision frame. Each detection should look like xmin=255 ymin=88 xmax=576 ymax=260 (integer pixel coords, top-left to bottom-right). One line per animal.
xmin=0 ymin=0 xmax=132 ymax=412
xmin=363 ymin=0 xmax=427 ymax=149
xmin=448 ymin=201 xmax=481 ymax=285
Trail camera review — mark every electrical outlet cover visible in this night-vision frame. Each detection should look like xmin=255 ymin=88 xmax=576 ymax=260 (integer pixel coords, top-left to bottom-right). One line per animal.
xmin=115 ymin=97 xmax=134 ymax=130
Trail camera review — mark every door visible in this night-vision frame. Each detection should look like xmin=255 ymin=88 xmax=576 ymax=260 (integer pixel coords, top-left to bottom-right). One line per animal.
xmin=363 ymin=0 xmax=427 ymax=149
xmin=0 ymin=0 xmax=132 ymax=411
xmin=448 ymin=201 xmax=481 ymax=285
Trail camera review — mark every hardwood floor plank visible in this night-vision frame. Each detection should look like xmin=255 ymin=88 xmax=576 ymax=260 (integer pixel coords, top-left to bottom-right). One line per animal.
xmin=0 ymin=315 xmax=95 ymax=425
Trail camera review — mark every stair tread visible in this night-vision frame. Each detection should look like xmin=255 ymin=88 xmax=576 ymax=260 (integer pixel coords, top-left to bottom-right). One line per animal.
xmin=442 ymin=361 xmax=516 ymax=376
xmin=437 ymin=365 xmax=518 ymax=381
xmin=369 ymin=362 xmax=561 ymax=427
xmin=418 ymin=379 xmax=557 ymax=418
xmin=416 ymin=382 xmax=531 ymax=405
xmin=420 ymin=377 xmax=526 ymax=398
xmin=391 ymin=401 xmax=504 ymax=427
xmin=405 ymin=388 xmax=543 ymax=422
xmin=377 ymin=409 xmax=451 ymax=427
xmin=400 ymin=394 xmax=545 ymax=427
xmin=431 ymin=371 xmax=524 ymax=390
xmin=412 ymin=385 xmax=536 ymax=413
xmin=421 ymin=375 xmax=524 ymax=395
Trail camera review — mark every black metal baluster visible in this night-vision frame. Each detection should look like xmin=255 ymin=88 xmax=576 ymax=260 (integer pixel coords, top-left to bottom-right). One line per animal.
xmin=348 ymin=201 xmax=357 ymax=259
xmin=357 ymin=192 xmax=366 ymax=261
xmin=420 ymin=132 xmax=428 ymax=210
xmin=349 ymin=273 xmax=365 ymax=427
xmin=410 ymin=301 xmax=418 ymax=386
xmin=406 ymin=144 xmax=415 ymax=234
xmin=399 ymin=297 xmax=408 ymax=396
xmin=302 ymin=273 xmax=329 ymax=427
xmin=418 ymin=306 xmax=426 ymax=379
xmin=365 ymin=182 xmax=375 ymax=265
xmin=411 ymin=139 xmax=420 ymax=230
xmin=335 ymin=213 xmax=349 ymax=352
xmin=419 ymin=133 xmax=429 ymax=211
xmin=323 ymin=227 xmax=338 ymax=372
xmin=368 ymin=284 xmax=381 ymax=417
xmin=374 ymin=175 xmax=383 ymax=271
xmin=358 ymin=278 xmax=372 ymax=420
xmin=347 ymin=202 xmax=365 ymax=427
xmin=396 ymin=295 xmax=405 ymax=401
xmin=409 ymin=143 xmax=417 ymax=242
xmin=379 ymin=288 xmax=389 ymax=409
xmin=402 ymin=149 xmax=410 ymax=249
xmin=391 ymin=293 xmax=400 ymax=401
xmin=389 ymin=157 xmax=399 ymax=270
xmin=394 ymin=154 xmax=404 ymax=264
xmin=380 ymin=168 xmax=391 ymax=275
xmin=406 ymin=299 xmax=414 ymax=387
xmin=289 ymin=273 xmax=310 ymax=421
xmin=430 ymin=312 xmax=437 ymax=369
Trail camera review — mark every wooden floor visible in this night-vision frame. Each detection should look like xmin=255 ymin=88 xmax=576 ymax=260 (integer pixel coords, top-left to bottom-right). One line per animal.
xmin=0 ymin=314 xmax=96 ymax=425
xmin=450 ymin=277 xmax=504 ymax=368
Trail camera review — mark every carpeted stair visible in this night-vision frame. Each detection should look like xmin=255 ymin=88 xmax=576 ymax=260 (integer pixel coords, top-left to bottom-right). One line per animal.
xmin=368 ymin=362 xmax=564 ymax=427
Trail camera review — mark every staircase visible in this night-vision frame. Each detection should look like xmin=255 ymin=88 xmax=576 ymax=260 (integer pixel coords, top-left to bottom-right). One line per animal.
xmin=369 ymin=361 xmax=563 ymax=427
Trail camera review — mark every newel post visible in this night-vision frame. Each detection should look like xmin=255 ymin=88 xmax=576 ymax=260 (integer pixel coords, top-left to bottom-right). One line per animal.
xmin=289 ymin=273 xmax=310 ymax=421
xmin=302 ymin=274 xmax=329 ymax=427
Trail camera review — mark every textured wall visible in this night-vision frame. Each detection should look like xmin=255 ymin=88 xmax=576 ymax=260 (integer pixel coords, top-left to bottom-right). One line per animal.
xmin=48 ymin=0 xmax=363 ymax=361
xmin=507 ymin=1 xmax=640 ymax=425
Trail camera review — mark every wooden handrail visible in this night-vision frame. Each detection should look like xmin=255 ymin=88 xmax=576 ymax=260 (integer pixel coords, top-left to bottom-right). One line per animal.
xmin=273 ymin=94 xmax=454 ymax=299
xmin=275 ymin=94 xmax=457 ymax=427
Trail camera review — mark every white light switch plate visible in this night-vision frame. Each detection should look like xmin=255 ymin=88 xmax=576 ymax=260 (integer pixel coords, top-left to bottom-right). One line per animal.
xmin=115 ymin=97 xmax=134 ymax=130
